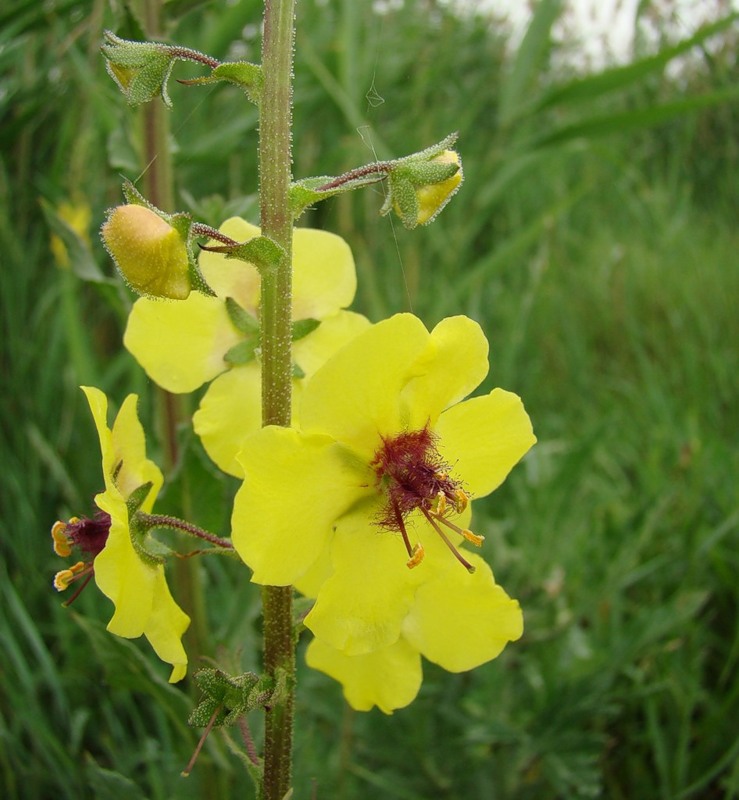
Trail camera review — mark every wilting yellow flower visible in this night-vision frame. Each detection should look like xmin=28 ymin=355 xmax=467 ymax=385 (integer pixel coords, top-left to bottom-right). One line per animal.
xmin=101 ymin=204 xmax=192 ymax=299
xmin=52 ymin=386 xmax=189 ymax=682
xmin=124 ymin=218 xmax=368 ymax=475
xmin=232 ymin=313 xmax=534 ymax=704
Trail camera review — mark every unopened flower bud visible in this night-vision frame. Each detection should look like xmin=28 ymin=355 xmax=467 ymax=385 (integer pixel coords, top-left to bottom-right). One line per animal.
xmin=101 ymin=31 xmax=177 ymax=106
xmin=412 ymin=150 xmax=462 ymax=225
xmin=101 ymin=205 xmax=192 ymax=299
xmin=382 ymin=138 xmax=463 ymax=229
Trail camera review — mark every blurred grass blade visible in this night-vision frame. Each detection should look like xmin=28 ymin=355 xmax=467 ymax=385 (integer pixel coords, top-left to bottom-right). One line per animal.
xmin=498 ymin=0 xmax=563 ymax=128
xmin=531 ymin=84 xmax=739 ymax=148
xmin=532 ymin=12 xmax=739 ymax=112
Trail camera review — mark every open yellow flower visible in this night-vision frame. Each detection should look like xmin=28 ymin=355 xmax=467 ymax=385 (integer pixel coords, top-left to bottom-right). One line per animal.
xmin=124 ymin=218 xmax=367 ymax=475
xmin=53 ymin=386 xmax=189 ymax=682
xmin=232 ymin=313 xmax=534 ymax=674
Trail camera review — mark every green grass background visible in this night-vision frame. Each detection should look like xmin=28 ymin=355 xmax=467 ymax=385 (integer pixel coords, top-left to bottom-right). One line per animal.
xmin=1 ymin=0 xmax=737 ymax=797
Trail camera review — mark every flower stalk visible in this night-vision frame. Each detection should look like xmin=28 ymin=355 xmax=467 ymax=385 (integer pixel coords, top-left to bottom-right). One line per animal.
xmin=258 ymin=0 xmax=298 ymax=797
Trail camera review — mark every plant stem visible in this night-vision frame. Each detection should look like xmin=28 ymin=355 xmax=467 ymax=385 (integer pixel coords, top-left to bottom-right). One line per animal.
xmin=258 ymin=1 xmax=297 ymax=798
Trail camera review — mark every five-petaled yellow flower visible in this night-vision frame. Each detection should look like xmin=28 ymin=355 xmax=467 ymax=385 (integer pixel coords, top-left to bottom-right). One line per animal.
xmin=231 ymin=313 xmax=535 ymax=710
xmin=124 ymin=218 xmax=368 ymax=476
xmin=52 ymin=386 xmax=189 ymax=683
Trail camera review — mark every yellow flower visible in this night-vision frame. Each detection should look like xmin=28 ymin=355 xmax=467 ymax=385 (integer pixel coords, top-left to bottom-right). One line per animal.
xmin=124 ymin=218 xmax=368 ymax=475
xmin=53 ymin=386 xmax=189 ymax=682
xmin=50 ymin=199 xmax=92 ymax=269
xmin=232 ymin=313 xmax=534 ymax=687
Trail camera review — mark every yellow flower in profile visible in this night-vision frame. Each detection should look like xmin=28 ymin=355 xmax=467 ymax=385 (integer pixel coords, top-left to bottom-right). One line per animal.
xmin=232 ymin=313 xmax=534 ymax=699
xmin=52 ymin=386 xmax=189 ymax=683
xmin=124 ymin=218 xmax=368 ymax=476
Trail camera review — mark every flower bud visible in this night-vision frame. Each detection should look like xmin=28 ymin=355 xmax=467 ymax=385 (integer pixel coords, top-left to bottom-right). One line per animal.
xmin=101 ymin=205 xmax=192 ymax=299
xmin=411 ymin=150 xmax=463 ymax=225
xmin=381 ymin=138 xmax=463 ymax=229
xmin=101 ymin=31 xmax=176 ymax=106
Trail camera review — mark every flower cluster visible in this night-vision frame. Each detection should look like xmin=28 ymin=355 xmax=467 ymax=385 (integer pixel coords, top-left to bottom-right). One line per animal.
xmin=61 ymin=117 xmax=534 ymax=713
xmin=231 ymin=313 xmax=535 ymax=711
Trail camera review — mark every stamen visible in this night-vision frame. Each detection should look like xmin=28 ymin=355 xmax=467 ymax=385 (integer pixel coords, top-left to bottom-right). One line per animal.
xmin=433 ymin=512 xmax=485 ymax=547
xmin=62 ymin=571 xmax=95 ymax=606
xmin=51 ymin=519 xmax=74 ymax=557
xmin=406 ymin=543 xmax=425 ymax=569
xmin=453 ymin=488 xmax=469 ymax=514
xmin=460 ymin=529 xmax=485 ymax=547
xmin=434 ymin=490 xmax=447 ymax=516
xmin=53 ymin=561 xmax=88 ymax=591
xmin=391 ymin=497 xmax=416 ymax=559
xmin=421 ymin=509 xmax=475 ymax=573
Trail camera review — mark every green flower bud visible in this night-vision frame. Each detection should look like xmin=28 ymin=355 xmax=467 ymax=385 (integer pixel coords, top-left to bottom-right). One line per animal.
xmin=411 ymin=150 xmax=463 ymax=225
xmin=101 ymin=31 xmax=177 ymax=107
xmin=386 ymin=149 xmax=463 ymax=229
xmin=101 ymin=205 xmax=192 ymax=299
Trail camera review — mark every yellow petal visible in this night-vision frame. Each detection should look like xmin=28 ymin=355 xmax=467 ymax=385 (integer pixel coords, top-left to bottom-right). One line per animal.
xmin=301 ymin=313 xmax=430 ymax=458
xmin=124 ymin=293 xmax=240 ymax=393
xmin=403 ymin=315 xmax=489 ymax=428
xmin=93 ymin=490 xmax=156 ymax=639
xmin=402 ymin=553 xmax=523 ymax=672
xmin=292 ymin=227 xmax=356 ymax=320
xmin=304 ymin=507 xmax=422 ymax=655
xmin=143 ymin=574 xmax=190 ymax=683
xmin=232 ymin=427 xmax=368 ymax=585
xmin=306 ymin=636 xmax=422 ymax=714
xmin=199 ymin=218 xmax=261 ymax=309
xmin=193 ymin=364 xmax=267 ymax=477
xmin=293 ymin=310 xmax=371 ymax=378
xmin=435 ymin=388 xmax=535 ymax=498
xmin=110 ymin=393 xmax=163 ymax=508
xmin=80 ymin=386 xmax=115 ymax=485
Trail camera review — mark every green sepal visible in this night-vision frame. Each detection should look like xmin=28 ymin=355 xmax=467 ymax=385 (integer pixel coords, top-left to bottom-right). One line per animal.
xmin=188 ymin=668 xmax=274 ymax=728
xmin=120 ymin=181 xmax=216 ymax=297
xmin=392 ymin=131 xmax=459 ymax=167
xmin=381 ymin=176 xmax=419 ymax=229
xmin=178 ymin=61 xmax=263 ymax=104
xmin=224 ymin=339 xmax=259 ymax=366
xmin=225 ymin=297 xmax=259 ymax=335
xmin=291 ymin=318 xmax=320 ymax=342
xmin=201 ymin=235 xmax=285 ymax=276
xmin=101 ymin=31 xmax=176 ymax=107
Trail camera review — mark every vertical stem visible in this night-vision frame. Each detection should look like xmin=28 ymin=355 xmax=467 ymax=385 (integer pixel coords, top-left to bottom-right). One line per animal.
xmin=259 ymin=2 xmax=297 ymax=799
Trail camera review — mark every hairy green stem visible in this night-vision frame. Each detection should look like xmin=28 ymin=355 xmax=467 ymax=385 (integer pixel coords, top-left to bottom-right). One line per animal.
xmin=258 ymin=1 xmax=297 ymax=798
